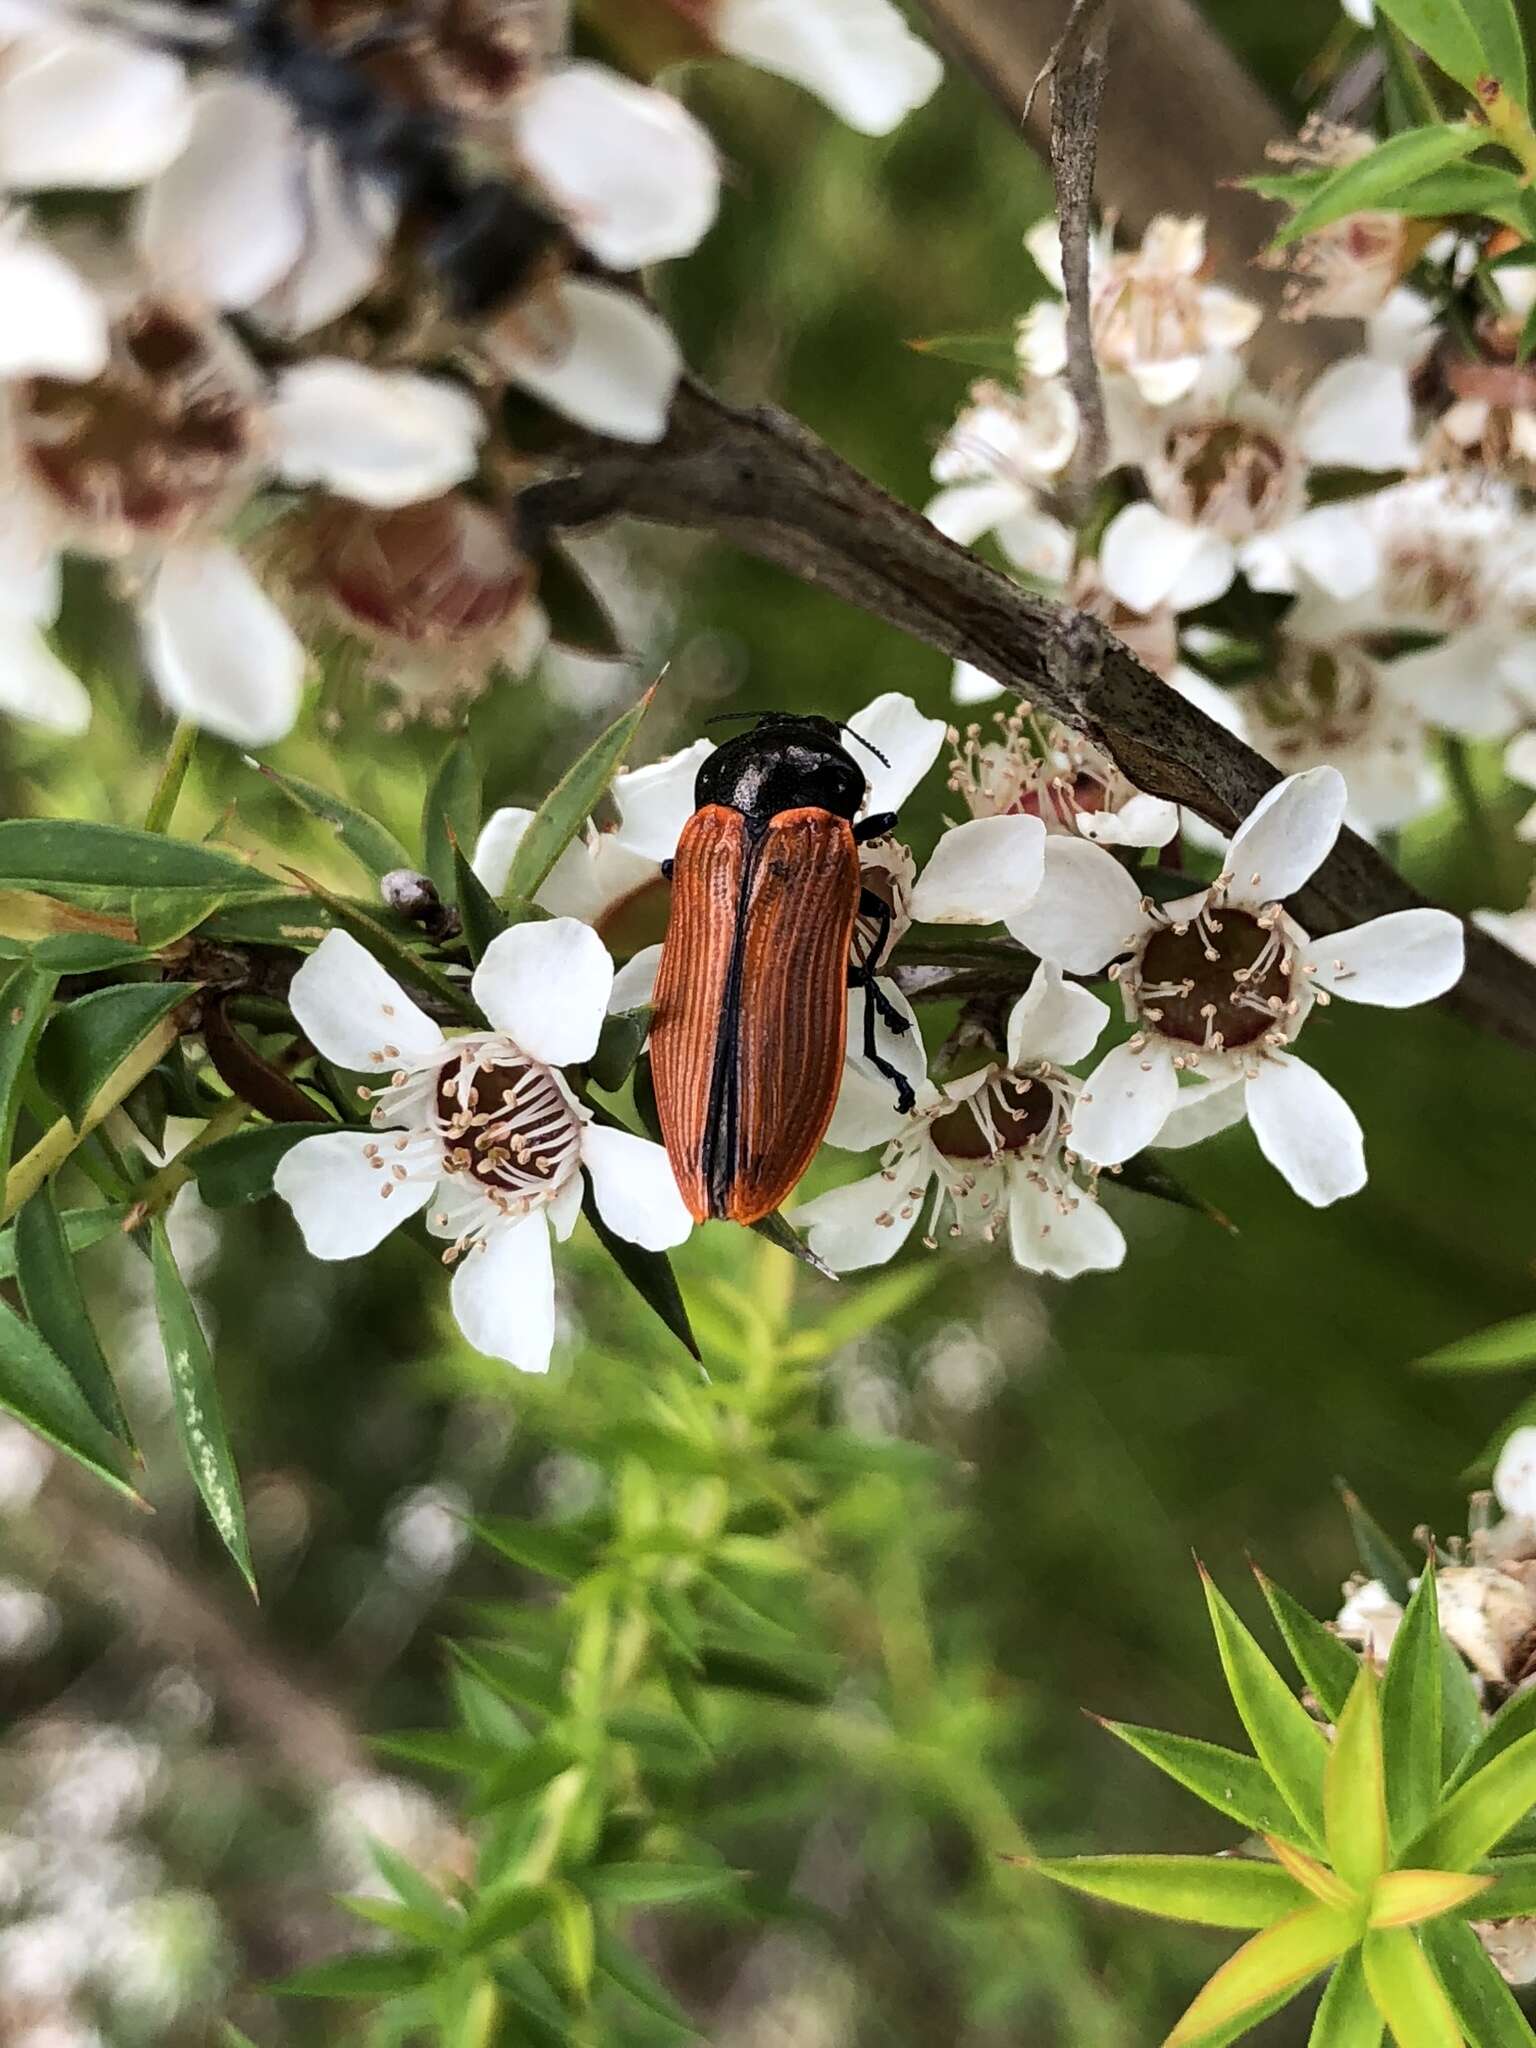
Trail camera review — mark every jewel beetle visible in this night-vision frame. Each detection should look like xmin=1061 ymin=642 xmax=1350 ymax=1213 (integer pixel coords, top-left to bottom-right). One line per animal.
xmin=649 ymin=713 xmax=916 ymax=1225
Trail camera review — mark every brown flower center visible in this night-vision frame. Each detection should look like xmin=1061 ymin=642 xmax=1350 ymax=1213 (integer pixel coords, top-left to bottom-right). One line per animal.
xmin=1164 ymin=419 xmax=1291 ymax=534
xmin=931 ymin=1072 xmax=1060 ymax=1160
xmin=1137 ymin=909 xmax=1293 ymax=1050
xmin=293 ymin=493 xmax=534 ymax=647
xmin=434 ymin=1049 xmax=579 ymax=1202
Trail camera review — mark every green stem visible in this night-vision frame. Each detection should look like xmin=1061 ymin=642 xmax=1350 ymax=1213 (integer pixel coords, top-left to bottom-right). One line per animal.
xmin=144 ymin=720 xmax=198 ymax=835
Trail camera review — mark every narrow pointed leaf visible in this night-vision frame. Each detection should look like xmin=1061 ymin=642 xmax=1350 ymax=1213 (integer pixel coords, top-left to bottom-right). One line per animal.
xmin=1441 ymin=1636 xmax=1486 ymax=1779
xmin=1368 ymin=1869 xmax=1492 ymax=1927
xmin=1336 ymin=1485 xmax=1413 ymax=1604
xmin=449 ymin=834 xmax=506 ymax=965
xmin=501 ymin=686 xmax=654 ymax=911
xmin=1024 ymin=1853 xmax=1304 ymax=1928
xmin=368 ymin=1836 xmax=450 ymax=1922
xmin=549 ymin=1881 xmax=595 ymax=2003
xmin=250 ymin=761 xmax=412 ymax=879
xmin=1419 ymin=1311 xmax=1536 ymax=1372
xmin=1380 ymin=1569 xmax=1443 ymax=1853
xmin=368 ymin=1729 xmax=509 ymax=1775
xmin=1267 ymin=1837 xmax=1356 ymax=1910
xmin=461 ymin=1882 xmax=551 ymax=1954
xmin=1372 ymin=0 xmax=1526 ymax=99
xmin=1422 ymin=1913 xmax=1536 ymax=2047
xmin=1459 ymin=1852 xmax=1536 ymax=1917
xmin=469 ymin=1736 xmax=578 ymax=1815
xmin=0 ymin=819 xmax=272 ymax=904
xmin=0 ymin=1205 xmax=125 ymax=1280
xmin=276 ymin=1951 xmax=437 ymax=1997
xmin=581 ymin=1182 xmax=698 ymax=1360
xmin=194 ymin=1124 xmax=326 ymax=1207
xmin=1326 ymin=1666 xmax=1388 ymax=1892
xmin=594 ymin=1932 xmax=695 ymax=2032
xmin=1361 ymin=1927 xmax=1462 ymax=2048
xmin=0 ymin=1296 xmax=136 ymax=1499
xmin=16 ymin=1185 xmax=129 ymax=1441
xmin=1164 ymin=1903 xmax=1357 ymax=2047
xmin=540 ymin=542 xmax=624 ymax=658
xmin=0 ymin=965 xmax=55 ymax=1164
xmin=1202 ymin=1570 xmax=1329 ymax=1846
xmin=151 ymin=1218 xmax=255 ymax=1595
xmin=1445 ymin=1681 xmax=1536 ymax=1795
xmin=421 ymin=737 xmax=481 ymax=895
xmin=37 ymin=982 xmax=197 ymax=1130
xmin=474 ymin=1514 xmax=598 ymax=1581
xmin=588 ymin=1006 xmax=652 ymax=1095
xmin=1308 ymin=1953 xmax=1383 ymax=2048
xmin=1272 ymin=125 xmax=1483 ymax=244
xmin=906 ymin=330 xmax=1018 ymax=374
xmin=1258 ymin=1571 xmax=1360 ymax=1723
xmin=1101 ymin=1720 xmax=1315 ymax=1849
xmin=1408 ymin=1726 xmax=1536 ymax=1869
xmin=582 ymin=1861 xmax=741 ymax=1909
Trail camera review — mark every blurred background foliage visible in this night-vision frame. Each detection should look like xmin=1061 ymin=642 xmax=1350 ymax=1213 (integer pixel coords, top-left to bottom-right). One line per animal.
xmin=1 ymin=1 xmax=1534 ymax=2041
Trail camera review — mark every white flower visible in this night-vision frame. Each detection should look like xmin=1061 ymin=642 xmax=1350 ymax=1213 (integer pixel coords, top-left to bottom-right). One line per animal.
xmin=1020 ymin=214 xmax=1261 ymax=406
xmin=946 ymin=706 xmax=1179 ymax=850
xmin=1259 ymin=123 xmax=1410 ymax=322
xmin=473 ymin=807 xmax=666 ymax=957
xmin=925 ymin=377 xmax=1077 ymax=581
xmin=0 ymin=12 xmax=190 ymax=191
xmin=1495 ymin=1426 xmax=1536 ymax=1519
xmin=1340 ymin=0 xmax=1374 ymax=21
xmin=708 ymin=0 xmax=943 ymax=134
xmin=1474 ymin=901 xmax=1536 ymax=966
xmin=273 ymin=926 xmax=692 ymax=1373
xmin=1011 ymin=767 xmax=1465 ymax=1203
xmin=797 ymin=963 xmax=1124 ymax=1277
xmin=486 ymin=276 xmax=683 ymax=443
xmin=1335 ymin=1577 xmax=1401 ymax=1665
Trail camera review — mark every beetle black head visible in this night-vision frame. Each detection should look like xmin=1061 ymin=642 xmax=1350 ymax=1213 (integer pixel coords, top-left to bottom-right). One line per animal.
xmin=695 ymin=712 xmax=870 ymax=828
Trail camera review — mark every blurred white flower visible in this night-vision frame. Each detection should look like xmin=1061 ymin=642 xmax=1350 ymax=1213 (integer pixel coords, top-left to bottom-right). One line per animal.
xmin=703 ymin=0 xmax=943 ymax=134
xmin=322 ymin=1774 xmax=461 ymax=1893
xmin=1011 ymin=768 xmax=1464 ymax=1202
xmin=0 ymin=1578 xmax=57 ymax=1660
xmin=946 ymin=706 xmax=1179 ymax=850
xmin=925 ymin=376 xmax=1078 ymax=582
xmin=273 ymin=925 xmax=692 ymax=1373
xmin=0 ymin=9 xmax=190 ymax=192
xmin=1261 ymin=122 xmax=1412 ymax=322
xmin=384 ymin=1482 xmax=471 ymax=1581
xmin=1020 ymin=214 xmax=1260 ymax=406
xmin=1335 ymin=1577 xmax=1402 ymax=1666
xmin=0 ymin=1416 xmax=52 ymax=1512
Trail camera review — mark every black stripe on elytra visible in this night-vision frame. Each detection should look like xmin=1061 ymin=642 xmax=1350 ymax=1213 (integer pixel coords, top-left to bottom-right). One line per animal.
xmin=700 ymin=817 xmax=768 ymax=1217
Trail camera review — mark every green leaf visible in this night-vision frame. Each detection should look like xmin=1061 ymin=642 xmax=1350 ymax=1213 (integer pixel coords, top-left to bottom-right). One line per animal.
xmin=540 ymin=544 xmax=624 ymax=659
xmin=581 ymin=1181 xmax=699 ymax=1361
xmin=594 ymin=1933 xmax=697 ymax=2034
xmin=1422 ymin=1913 xmax=1536 ymax=2046
xmin=1440 ymin=1636 xmax=1486 ymax=1779
xmin=0 ymin=1204 xmax=124 ymax=1280
xmin=448 ymin=833 xmax=507 ymax=967
xmin=15 ymin=1185 xmax=129 ymax=1441
xmin=1419 ymin=1310 xmax=1536 ymax=1372
xmin=461 ymin=1882 xmax=551 ymax=1955
xmin=1257 ymin=1571 xmax=1360 ymax=1723
xmin=548 ymin=1882 xmax=595 ymax=2003
xmin=1165 ymin=1904 xmax=1357 ymax=2046
xmin=276 ymin=1951 xmax=438 ymax=1997
xmin=250 ymin=761 xmax=412 ymax=879
xmin=193 ymin=1123 xmax=324 ymax=1207
xmin=1021 ymin=1853 xmax=1305 ymax=1929
xmin=1099 ymin=1720 xmax=1315 ymax=1849
xmin=779 ymin=1262 xmax=939 ymax=1364
xmin=0 ymin=966 xmax=55 ymax=1164
xmin=469 ymin=1736 xmax=578 ymax=1815
xmin=36 ymin=982 xmax=197 ymax=1130
xmin=1394 ymin=162 xmax=1534 ymax=227
xmin=475 ymin=1514 xmax=598 ymax=1582
xmin=1336 ymin=1485 xmax=1414 ymax=1604
xmin=1447 ymin=1674 xmax=1536 ymax=1798
xmin=906 ymin=330 xmax=1018 ymax=374
xmin=1114 ymin=1149 xmax=1237 ymax=1232
xmin=1361 ymin=1927 xmax=1461 ymax=2048
xmin=749 ymin=1206 xmax=837 ymax=1279
xmin=1326 ymin=1667 xmax=1389 ymax=1892
xmin=369 ymin=1728 xmax=510 ymax=1775
xmin=1201 ymin=1569 xmax=1329 ymax=1847
xmin=1309 ymin=1953 xmax=1383 ymax=2048
xmin=336 ymin=1895 xmax=452 ymax=1947
xmin=422 ymin=738 xmax=482 ymax=896
xmin=1455 ymin=1851 xmax=1536 ymax=1917
xmin=0 ymin=820 xmax=274 ymax=906
xmin=500 ymin=687 xmax=654 ymax=911
xmin=1380 ymin=1569 xmax=1443 ymax=1851
xmin=588 ymin=1006 xmax=652 ymax=1095
xmin=1272 ymin=124 xmax=1484 ymax=244
xmin=151 ymin=1217 xmax=255 ymax=1595
xmin=1367 ymin=1869 xmax=1491 ymax=1925
xmin=0 ymin=1296 xmax=135 ymax=1499
xmin=1407 ymin=1725 xmax=1536 ymax=1869
xmin=1373 ymin=0 xmax=1527 ymax=100
xmin=290 ymin=875 xmax=473 ymax=1021
xmin=583 ymin=1862 xmax=741 ymax=1909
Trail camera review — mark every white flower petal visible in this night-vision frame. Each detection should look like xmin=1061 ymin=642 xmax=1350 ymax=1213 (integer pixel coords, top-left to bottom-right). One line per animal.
xmin=1024 ymin=216 xmax=1066 ymax=293
xmin=845 ymin=692 xmax=946 ymax=814
xmin=252 ymin=140 xmax=396 ymax=339
xmin=1306 ymin=907 xmax=1463 ymax=1007
xmin=1507 ymin=730 xmax=1536 ymax=792
xmin=602 ymin=946 xmax=657 ymax=1019
xmin=1388 ymin=631 xmax=1521 ymax=741
xmin=0 ymin=227 xmax=107 ymax=379
xmin=287 ymin=929 xmax=442 ymax=1069
xmin=1069 ymin=1039 xmax=1180 ymax=1167
xmin=1129 ymin=355 xmax=1203 ymax=406
xmin=450 ymin=1212 xmax=556 ymax=1371
xmin=269 ymin=360 xmax=484 ymax=508
xmin=471 ymin=917 xmax=613 ymax=1065
xmin=273 ymin=1128 xmax=432 ymax=1259
xmin=0 ymin=617 xmax=90 ymax=733
xmin=0 ymin=30 xmax=190 ymax=188
xmin=793 ymin=1167 xmax=919 ymax=1270
xmin=142 ymin=546 xmax=306 ymax=746
xmin=1270 ymin=505 xmax=1380 ymax=602
xmin=1006 ymin=961 xmax=1108 ymax=1067
xmin=1100 ymin=502 xmax=1234 ymax=614
xmin=1225 ymin=766 xmax=1347 ymax=908
xmin=1296 ymin=356 xmax=1417 ymax=471
xmin=1367 ymin=285 xmax=1435 ymax=367
xmin=1006 ymin=834 xmax=1149 ymax=973
xmin=845 ymin=976 xmax=927 ymax=1089
xmin=1079 ymin=791 xmax=1180 ymax=849
xmin=1198 ymin=286 xmax=1262 ymax=351
xmin=471 ymin=807 xmax=535 ymax=896
xmin=582 ymin=1123 xmax=692 ymax=1249
xmin=493 ymin=277 xmax=680 ymax=443
xmin=996 ymin=505 xmax=1075 ymax=583
xmin=1006 ymin=1173 xmax=1125 ymax=1278
xmin=1494 ymin=1427 xmax=1536 ymax=1519
xmin=1155 ymin=1072 xmax=1248 ymax=1149
xmin=924 ymin=480 xmax=1030 ymax=547
xmin=1244 ymin=1052 xmax=1365 ymax=1206
xmin=824 ymin=1042 xmax=917 ymax=1152
xmin=134 ymin=80 xmax=305 ymax=309
xmin=515 ymin=63 xmax=718 ymax=269
xmin=714 ymin=0 xmax=942 ymax=134
xmin=1017 ymin=299 xmax=1068 ymax=379
xmin=951 ymin=660 xmax=1007 ymax=706
xmin=541 ymin=832 xmax=658 ymax=925
xmin=909 ymin=814 xmax=1046 ymax=925
xmin=612 ymin=738 xmax=714 ymax=860
xmin=548 ymin=1166 xmax=584 ymax=1242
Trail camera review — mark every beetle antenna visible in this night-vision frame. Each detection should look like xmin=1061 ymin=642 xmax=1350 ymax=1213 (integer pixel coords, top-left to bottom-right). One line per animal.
xmin=837 ymin=726 xmax=890 ymax=769
xmin=703 ymin=712 xmax=763 ymax=727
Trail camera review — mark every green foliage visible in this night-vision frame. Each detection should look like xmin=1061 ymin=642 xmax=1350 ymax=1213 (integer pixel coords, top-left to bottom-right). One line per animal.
xmin=497 ymin=685 xmax=655 ymax=915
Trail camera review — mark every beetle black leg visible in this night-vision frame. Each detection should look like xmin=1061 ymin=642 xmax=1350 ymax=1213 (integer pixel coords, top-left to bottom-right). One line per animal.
xmin=847 ymin=892 xmax=916 ymax=1114
xmin=854 ymin=810 xmax=899 ymax=845
xmin=660 ymin=857 xmax=674 ymax=880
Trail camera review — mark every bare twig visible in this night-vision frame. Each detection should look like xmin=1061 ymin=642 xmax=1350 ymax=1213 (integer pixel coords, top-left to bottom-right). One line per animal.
xmin=517 ymin=379 xmax=1536 ymax=1056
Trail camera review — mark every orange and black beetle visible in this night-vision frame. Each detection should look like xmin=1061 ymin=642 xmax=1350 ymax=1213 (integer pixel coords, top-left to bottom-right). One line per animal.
xmin=650 ymin=713 xmax=915 ymax=1225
